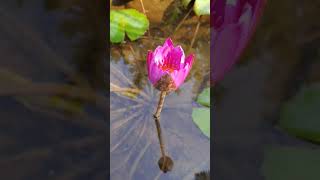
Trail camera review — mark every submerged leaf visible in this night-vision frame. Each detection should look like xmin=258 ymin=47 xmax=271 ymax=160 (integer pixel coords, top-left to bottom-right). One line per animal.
xmin=110 ymin=9 xmax=149 ymax=43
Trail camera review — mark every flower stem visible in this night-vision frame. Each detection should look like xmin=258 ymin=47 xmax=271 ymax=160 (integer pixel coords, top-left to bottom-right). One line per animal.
xmin=153 ymin=91 xmax=167 ymax=158
xmin=172 ymin=7 xmax=193 ymax=36
xmin=139 ymin=0 xmax=151 ymax=37
xmin=188 ymin=16 xmax=202 ymax=53
xmin=153 ymin=91 xmax=174 ymax=172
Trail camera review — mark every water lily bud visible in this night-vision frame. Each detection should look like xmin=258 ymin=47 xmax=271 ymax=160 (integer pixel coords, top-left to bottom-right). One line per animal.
xmin=147 ymin=38 xmax=195 ymax=92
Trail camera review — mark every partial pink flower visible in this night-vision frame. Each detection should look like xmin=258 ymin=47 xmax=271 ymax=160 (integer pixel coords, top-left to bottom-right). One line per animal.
xmin=147 ymin=38 xmax=195 ymax=91
xmin=211 ymin=0 xmax=267 ymax=84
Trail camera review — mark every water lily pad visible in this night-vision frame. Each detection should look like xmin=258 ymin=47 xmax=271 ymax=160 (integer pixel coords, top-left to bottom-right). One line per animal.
xmin=182 ymin=0 xmax=210 ymax=16
xmin=110 ymin=60 xmax=209 ymax=179
xmin=110 ymin=9 xmax=149 ymax=43
xmin=196 ymin=87 xmax=210 ymax=107
xmin=193 ymin=0 xmax=210 ymax=16
xmin=192 ymin=108 xmax=210 ymax=138
xmin=262 ymin=146 xmax=320 ymax=180
xmin=279 ymin=84 xmax=320 ymax=143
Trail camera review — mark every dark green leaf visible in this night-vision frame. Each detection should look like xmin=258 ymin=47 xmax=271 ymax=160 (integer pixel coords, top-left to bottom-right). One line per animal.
xmin=279 ymin=84 xmax=320 ymax=143
xmin=262 ymin=146 xmax=320 ymax=180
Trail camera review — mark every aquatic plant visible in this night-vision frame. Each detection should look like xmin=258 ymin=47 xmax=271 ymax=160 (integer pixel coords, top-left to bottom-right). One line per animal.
xmin=192 ymin=87 xmax=210 ymax=138
xmin=147 ymin=38 xmax=194 ymax=172
xmin=182 ymin=0 xmax=210 ymax=16
xmin=110 ymin=9 xmax=149 ymax=43
xmin=147 ymin=38 xmax=194 ymax=91
xmin=211 ymin=0 xmax=267 ymax=84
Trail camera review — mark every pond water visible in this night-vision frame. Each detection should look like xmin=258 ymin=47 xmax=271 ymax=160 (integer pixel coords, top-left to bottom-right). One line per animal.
xmin=110 ymin=0 xmax=210 ymax=179
xmin=0 ymin=0 xmax=106 ymax=179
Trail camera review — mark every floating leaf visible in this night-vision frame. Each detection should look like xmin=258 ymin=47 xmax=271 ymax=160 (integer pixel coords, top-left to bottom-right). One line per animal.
xmin=197 ymin=87 xmax=210 ymax=107
xmin=182 ymin=0 xmax=210 ymax=16
xmin=262 ymin=146 xmax=320 ymax=180
xmin=279 ymin=84 xmax=320 ymax=143
xmin=110 ymin=10 xmax=125 ymax=43
xmin=192 ymin=108 xmax=210 ymax=138
xmin=110 ymin=9 xmax=149 ymax=43
xmin=193 ymin=0 xmax=210 ymax=16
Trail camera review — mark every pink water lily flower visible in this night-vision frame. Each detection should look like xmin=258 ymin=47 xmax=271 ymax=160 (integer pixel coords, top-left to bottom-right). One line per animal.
xmin=212 ymin=0 xmax=267 ymax=84
xmin=147 ymin=38 xmax=195 ymax=91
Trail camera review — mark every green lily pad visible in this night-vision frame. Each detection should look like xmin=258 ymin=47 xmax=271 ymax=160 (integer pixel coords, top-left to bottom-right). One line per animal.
xmin=110 ymin=9 xmax=149 ymax=43
xmin=192 ymin=108 xmax=210 ymax=138
xmin=262 ymin=146 xmax=320 ymax=180
xmin=182 ymin=0 xmax=210 ymax=16
xmin=193 ymin=0 xmax=210 ymax=16
xmin=197 ymin=87 xmax=210 ymax=107
xmin=279 ymin=84 xmax=320 ymax=143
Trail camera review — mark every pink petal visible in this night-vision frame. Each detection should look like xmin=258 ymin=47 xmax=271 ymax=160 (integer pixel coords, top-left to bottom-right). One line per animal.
xmin=211 ymin=0 xmax=267 ymax=84
xmin=170 ymin=54 xmax=194 ymax=88
xmin=166 ymin=46 xmax=185 ymax=70
xmin=147 ymin=50 xmax=153 ymax=70
xmin=164 ymin=38 xmax=174 ymax=48
xmin=153 ymin=46 xmax=165 ymax=65
xmin=148 ymin=61 xmax=166 ymax=85
xmin=147 ymin=49 xmax=166 ymax=85
xmin=184 ymin=54 xmax=195 ymax=67
xmin=212 ymin=24 xmax=242 ymax=83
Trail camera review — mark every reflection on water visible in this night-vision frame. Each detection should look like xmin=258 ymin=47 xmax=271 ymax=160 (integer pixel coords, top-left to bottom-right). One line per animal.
xmin=110 ymin=0 xmax=210 ymax=179
xmin=213 ymin=0 xmax=320 ymax=179
xmin=0 ymin=0 xmax=106 ymax=179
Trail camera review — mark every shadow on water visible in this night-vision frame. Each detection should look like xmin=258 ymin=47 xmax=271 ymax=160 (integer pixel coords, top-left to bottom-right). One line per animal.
xmin=110 ymin=0 xmax=210 ymax=179
xmin=213 ymin=0 xmax=320 ymax=179
xmin=0 ymin=0 xmax=106 ymax=179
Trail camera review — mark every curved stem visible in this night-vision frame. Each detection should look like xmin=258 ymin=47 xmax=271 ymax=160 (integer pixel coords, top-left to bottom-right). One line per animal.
xmin=139 ymin=0 xmax=151 ymax=37
xmin=172 ymin=7 xmax=193 ymax=36
xmin=153 ymin=91 xmax=167 ymax=158
xmin=188 ymin=16 xmax=202 ymax=53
